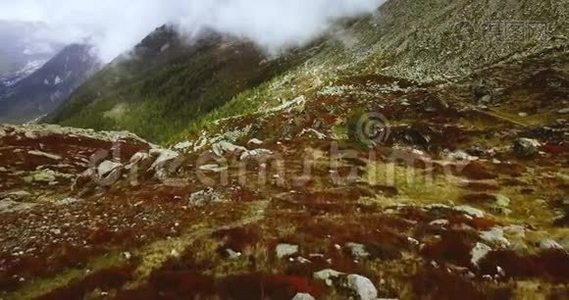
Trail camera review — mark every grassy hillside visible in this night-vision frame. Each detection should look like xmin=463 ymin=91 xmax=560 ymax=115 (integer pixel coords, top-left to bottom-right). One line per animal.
xmin=172 ymin=0 xmax=568 ymax=144
xmin=50 ymin=0 xmax=569 ymax=144
xmin=49 ymin=26 xmax=316 ymax=143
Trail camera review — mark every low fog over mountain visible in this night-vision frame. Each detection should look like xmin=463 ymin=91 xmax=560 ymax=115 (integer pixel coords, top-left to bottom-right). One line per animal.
xmin=0 ymin=0 xmax=383 ymax=62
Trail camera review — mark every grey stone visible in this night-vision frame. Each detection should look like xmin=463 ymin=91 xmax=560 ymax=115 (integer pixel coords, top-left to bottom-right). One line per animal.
xmin=292 ymin=293 xmax=315 ymax=300
xmin=226 ymin=249 xmax=242 ymax=260
xmin=513 ymin=138 xmax=540 ymax=157
xmin=97 ymin=161 xmax=122 ymax=177
xmin=345 ymin=242 xmax=370 ymax=259
xmin=149 ymin=148 xmax=183 ymax=179
xmin=471 ymin=242 xmax=491 ymax=266
xmin=276 ymin=244 xmax=299 ymax=258
xmin=345 ymin=274 xmax=378 ymax=300
xmin=314 ymin=269 xmax=344 ymax=286
xmin=540 ymin=239 xmax=564 ymax=250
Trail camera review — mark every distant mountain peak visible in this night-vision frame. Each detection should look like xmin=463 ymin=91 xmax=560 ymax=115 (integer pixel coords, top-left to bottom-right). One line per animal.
xmin=0 ymin=43 xmax=101 ymax=124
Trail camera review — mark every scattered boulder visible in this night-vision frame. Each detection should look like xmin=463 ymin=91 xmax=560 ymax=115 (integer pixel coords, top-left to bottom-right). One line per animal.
xmin=299 ymin=128 xmax=327 ymax=140
xmin=96 ymin=160 xmax=123 ymax=187
xmin=225 ymin=249 xmax=242 ymax=260
xmin=276 ymin=243 xmax=299 ymax=258
xmin=558 ymin=108 xmax=569 ymax=114
xmin=495 ymin=194 xmax=511 ymax=208
xmin=445 ymin=150 xmax=478 ymax=162
xmin=493 ymin=194 xmax=512 ymax=215
xmin=240 ymin=149 xmax=273 ymax=161
xmin=470 ymin=242 xmax=492 ymax=267
xmin=248 ymin=138 xmax=264 ymax=145
xmin=314 ymin=269 xmax=344 ymax=286
xmin=454 ymin=205 xmax=486 ymax=218
xmin=188 ymin=188 xmax=224 ymax=206
xmin=344 ymin=274 xmax=378 ymax=300
xmin=345 ymin=242 xmax=370 ymax=259
xmin=125 ymin=151 xmax=152 ymax=170
xmin=149 ymin=148 xmax=183 ymax=179
xmin=125 ymin=152 xmax=154 ymax=185
xmin=213 ymin=141 xmax=247 ymax=157
xmin=97 ymin=161 xmax=122 ymax=178
xmin=292 ymin=293 xmax=315 ymax=300
xmin=539 ymin=239 xmax=564 ymax=250
xmin=56 ymin=197 xmax=80 ymax=205
xmin=480 ymin=227 xmax=510 ymax=247
xmin=513 ymin=138 xmax=541 ymax=157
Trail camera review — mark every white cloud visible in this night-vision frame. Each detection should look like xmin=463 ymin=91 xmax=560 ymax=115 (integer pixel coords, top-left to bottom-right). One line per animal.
xmin=0 ymin=0 xmax=382 ymax=62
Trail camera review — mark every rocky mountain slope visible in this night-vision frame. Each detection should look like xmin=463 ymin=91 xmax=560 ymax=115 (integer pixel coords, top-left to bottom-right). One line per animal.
xmin=2 ymin=0 xmax=569 ymax=299
xmin=2 ymin=44 xmax=569 ymax=299
xmin=49 ymin=0 xmax=568 ymax=144
xmin=48 ymin=25 xmax=315 ymax=142
xmin=0 ymin=44 xmax=101 ymax=124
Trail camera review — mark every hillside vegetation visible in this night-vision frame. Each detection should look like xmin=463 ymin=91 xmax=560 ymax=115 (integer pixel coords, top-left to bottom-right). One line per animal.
xmin=50 ymin=0 xmax=568 ymax=144
xmin=48 ymin=26 xmax=316 ymax=142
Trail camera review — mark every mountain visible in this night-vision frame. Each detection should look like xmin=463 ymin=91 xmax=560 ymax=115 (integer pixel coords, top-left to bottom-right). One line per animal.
xmin=0 ymin=44 xmax=101 ymax=123
xmin=0 ymin=21 xmax=63 ymax=85
xmin=50 ymin=1 xmax=569 ymax=144
xmin=48 ymin=25 xmax=316 ymax=143
xmin=2 ymin=0 xmax=569 ymax=299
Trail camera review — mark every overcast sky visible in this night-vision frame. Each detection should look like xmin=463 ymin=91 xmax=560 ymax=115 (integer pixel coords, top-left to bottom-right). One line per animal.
xmin=0 ymin=0 xmax=382 ymax=62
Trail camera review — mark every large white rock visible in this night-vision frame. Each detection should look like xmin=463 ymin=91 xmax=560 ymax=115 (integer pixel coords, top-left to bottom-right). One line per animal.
xmin=454 ymin=205 xmax=485 ymax=218
xmin=240 ymin=149 xmax=273 ymax=161
xmin=248 ymin=138 xmax=264 ymax=145
xmin=540 ymin=239 xmax=564 ymax=250
xmin=345 ymin=274 xmax=378 ymax=300
xmin=276 ymin=244 xmax=299 ymax=258
xmin=471 ymin=242 xmax=492 ymax=267
xmin=292 ymin=293 xmax=315 ymax=300
xmin=480 ymin=227 xmax=510 ymax=247
xmin=97 ymin=160 xmax=122 ymax=177
xmin=212 ymin=141 xmax=247 ymax=157
xmin=149 ymin=148 xmax=183 ymax=179
xmin=126 ymin=152 xmax=151 ymax=168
